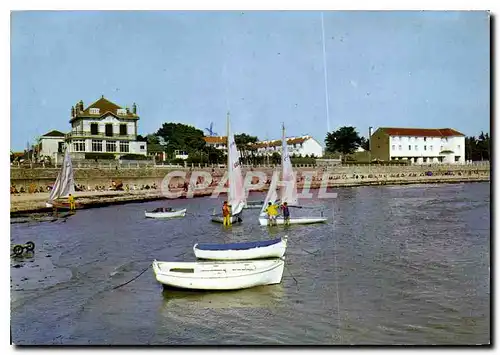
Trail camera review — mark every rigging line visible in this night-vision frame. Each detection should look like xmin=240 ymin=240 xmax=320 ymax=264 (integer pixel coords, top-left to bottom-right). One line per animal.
xmin=331 ymin=199 xmax=342 ymax=343
xmin=321 ymin=12 xmax=331 ymax=134
xmin=222 ymin=35 xmax=230 ymax=114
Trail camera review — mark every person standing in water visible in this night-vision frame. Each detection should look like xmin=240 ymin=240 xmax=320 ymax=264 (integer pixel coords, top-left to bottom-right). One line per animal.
xmin=264 ymin=201 xmax=279 ymax=226
xmin=281 ymin=202 xmax=290 ymax=225
xmin=222 ymin=201 xmax=231 ymax=226
xmin=68 ymin=193 xmax=76 ymax=211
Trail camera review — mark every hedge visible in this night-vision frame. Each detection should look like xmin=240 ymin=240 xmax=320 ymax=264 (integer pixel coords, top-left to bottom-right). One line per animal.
xmin=85 ymin=153 xmax=116 ymax=160
xmin=119 ymin=154 xmax=151 ymax=161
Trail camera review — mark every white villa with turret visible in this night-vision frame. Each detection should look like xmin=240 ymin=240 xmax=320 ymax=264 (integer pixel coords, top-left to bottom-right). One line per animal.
xmin=65 ymin=96 xmax=147 ymax=156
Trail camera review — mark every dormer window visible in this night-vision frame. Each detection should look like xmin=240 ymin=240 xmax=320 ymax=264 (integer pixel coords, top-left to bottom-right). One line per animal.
xmin=117 ymin=109 xmax=127 ymax=115
xmin=89 ymin=108 xmax=100 ymax=115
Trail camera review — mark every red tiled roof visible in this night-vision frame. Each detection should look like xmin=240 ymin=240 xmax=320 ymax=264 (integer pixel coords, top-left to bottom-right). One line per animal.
xmin=249 ymin=136 xmax=312 ymax=149
xmin=72 ymin=97 xmax=139 ymax=122
xmin=380 ymin=127 xmax=465 ymax=137
xmin=42 ymin=130 xmax=66 ymax=137
xmin=203 ymin=136 xmax=227 ymax=144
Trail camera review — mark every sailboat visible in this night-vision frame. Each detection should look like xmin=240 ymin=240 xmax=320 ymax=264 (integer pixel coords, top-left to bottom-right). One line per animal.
xmin=46 ymin=146 xmax=77 ymax=210
xmin=211 ymin=113 xmax=246 ymax=224
xmin=258 ymin=124 xmax=327 ymax=226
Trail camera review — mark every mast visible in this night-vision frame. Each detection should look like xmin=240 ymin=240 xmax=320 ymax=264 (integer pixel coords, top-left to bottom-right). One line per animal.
xmin=226 ymin=111 xmax=230 ymax=169
xmin=321 ymin=12 xmax=331 ymax=134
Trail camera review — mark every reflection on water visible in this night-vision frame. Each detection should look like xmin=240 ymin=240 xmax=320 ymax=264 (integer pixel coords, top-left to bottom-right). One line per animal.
xmin=10 ymin=184 xmax=490 ymax=345
xmin=161 ymin=284 xmax=285 ymax=309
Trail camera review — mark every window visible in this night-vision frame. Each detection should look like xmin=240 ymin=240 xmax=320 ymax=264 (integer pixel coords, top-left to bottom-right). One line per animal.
xmin=90 ymin=123 xmax=99 ymax=135
xmin=92 ymin=140 xmax=103 ymax=152
xmin=117 ymin=109 xmax=127 ymax=115
xmin=89 ymin=108 xmax=100 ymax=114
xmin=457 ymin=145 xmax=461 ymax=149
xmin=392 ymin=145 xmax=395 ymax=150
xmin=58 ymin=142 xmax=64 ymax=153
xmin=430 ymin=145 xmax=433 ymax=151
xmin=140 ymin=145 xmax=145 ymax=150
xmin=455 ymin=156 xmax=460 ymax=162
xmin=415 ymin=145 xmax=418 ymax=151
xmin=105 ymin=124 xmax=113 ymax=137
xmin=106 ymin=141 xmax=116 ymax=152
xmin=398 ymin=145 xmax=402 ymax=151
xmin=423 ymin=137 xmax=427 ymax=141
xmin=408 ymin=145 xmax=412 ymax=150
xmin=120 ymin=124 xmax=128 ymax=136
xmin=119 ymin=141 xmax=129 ymax=153
xmin=73 ymin=140 xmax=85 ymax=152
xmin=423 ymin=157 xmax=427 ymax=162
xmin=424 ymin=145 xmax=427 ymax=151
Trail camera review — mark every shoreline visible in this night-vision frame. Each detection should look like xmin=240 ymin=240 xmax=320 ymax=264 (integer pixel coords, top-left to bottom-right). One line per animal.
xmin=10 ymin=176 xmax=489 ymax=216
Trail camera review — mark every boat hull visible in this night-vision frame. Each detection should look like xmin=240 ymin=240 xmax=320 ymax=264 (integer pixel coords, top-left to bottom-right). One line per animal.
xmin=211 ymin=214 xmax=242 ymax=224
xmin=152 ymin=258 xmax=285 ymax=290
xmin=47 ymin=201 xmax=80 ymax=210
xmin=193 ymin=237 xmax=287 ymax=260
xmin=258 ymin=216 xmax=327 ymax=226
xmin=145 ymin=209 xmax=187 ymax=218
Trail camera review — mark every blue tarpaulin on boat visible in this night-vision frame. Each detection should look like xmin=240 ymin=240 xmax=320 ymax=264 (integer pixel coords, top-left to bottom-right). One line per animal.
xmin=196 ymin=238 xmax=282 ymax=251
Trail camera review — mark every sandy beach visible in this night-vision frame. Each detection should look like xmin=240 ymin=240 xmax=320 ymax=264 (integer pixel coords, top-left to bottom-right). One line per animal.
xmin=10 ymin=173 xmax=489 ymax=215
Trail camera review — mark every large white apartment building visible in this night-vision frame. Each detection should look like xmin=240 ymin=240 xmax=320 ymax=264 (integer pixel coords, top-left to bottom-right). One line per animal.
xmin=370 ymin=127 xmax=466 ymax=164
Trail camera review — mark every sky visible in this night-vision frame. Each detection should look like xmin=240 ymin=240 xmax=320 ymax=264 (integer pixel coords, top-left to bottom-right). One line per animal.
xmin=10 ymin=10 xmax=490 ymax=150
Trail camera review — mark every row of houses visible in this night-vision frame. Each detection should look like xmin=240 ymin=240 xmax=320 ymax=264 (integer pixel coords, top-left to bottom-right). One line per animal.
xmin=31 ymin=95 xmax=468 ymax=165
xmin=202 ymin=135 xmax=324 ymax=158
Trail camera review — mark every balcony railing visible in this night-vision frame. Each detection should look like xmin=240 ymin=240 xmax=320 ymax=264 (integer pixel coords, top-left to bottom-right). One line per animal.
xmin=66 ymin=131 xmax=136 ymax=140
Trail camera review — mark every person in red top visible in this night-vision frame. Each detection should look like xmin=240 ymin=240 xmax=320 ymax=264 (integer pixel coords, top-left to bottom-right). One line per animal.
xmin=222 ymin=201 xmax=231 ymax=226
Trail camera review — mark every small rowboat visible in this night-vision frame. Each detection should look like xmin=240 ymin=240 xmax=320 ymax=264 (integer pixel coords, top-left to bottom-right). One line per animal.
xmin=152 ymin=258 xmax=285 ymax=291
xmin=145 ymin=208 xmax=187 ymax=219
xmin=258 ymin=216 xmax=327 ymax=226
xmin=193 ymin=237 xmax=287 ymax=260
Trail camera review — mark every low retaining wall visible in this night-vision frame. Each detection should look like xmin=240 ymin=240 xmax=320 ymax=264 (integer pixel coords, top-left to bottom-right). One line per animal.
xmin=10 ymin=164 xmax=490 ymax=193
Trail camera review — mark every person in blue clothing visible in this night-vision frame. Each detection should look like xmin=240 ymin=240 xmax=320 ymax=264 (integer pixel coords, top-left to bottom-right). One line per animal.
xmin=280 ymin=202 xmax=290 ymax=226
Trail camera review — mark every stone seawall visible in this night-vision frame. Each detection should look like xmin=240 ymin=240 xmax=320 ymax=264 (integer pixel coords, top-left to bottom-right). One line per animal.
xmin=10 ymin=163 xmax=491 ymax=191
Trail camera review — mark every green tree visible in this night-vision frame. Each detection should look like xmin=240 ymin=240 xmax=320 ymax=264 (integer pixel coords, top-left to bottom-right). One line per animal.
xmin=325 ymin=126 xmax=363 ymax=156
xmin=234 ymin=133 xmax=259 ymax=165
xmin=360 ymin=137 xmax=370 ymax=151
xmin=156 ymin=123 xmax=206 ymax=155
xmin=466 ymin=132 xmax=490 ymax=161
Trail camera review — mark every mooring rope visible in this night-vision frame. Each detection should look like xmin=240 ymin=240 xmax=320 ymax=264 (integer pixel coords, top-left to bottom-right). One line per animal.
xmin=284 ymin=265 xmax=298 ymax=286
xmin=113 ymin=265 xmax=151 ymax=290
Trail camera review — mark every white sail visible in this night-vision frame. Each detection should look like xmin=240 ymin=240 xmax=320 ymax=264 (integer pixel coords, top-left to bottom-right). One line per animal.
xmin=260 ymin=170 xmax=280 ymax=216
xmin=226 ymin=113 xmax=246 ymax=215
xmin=47 ymin=147 xmax=75 ymax=205
xmin=280 ymin=124 xmax=298 ymax=206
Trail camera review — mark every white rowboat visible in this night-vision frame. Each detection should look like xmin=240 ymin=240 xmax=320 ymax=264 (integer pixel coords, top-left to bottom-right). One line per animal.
xmin=152 ymin=258 xmax=285 ymax=290
xmin=145 ymin=208 xmax=187 ymax=218
xmin=193 ymin=237 xmax=287 ymax=260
